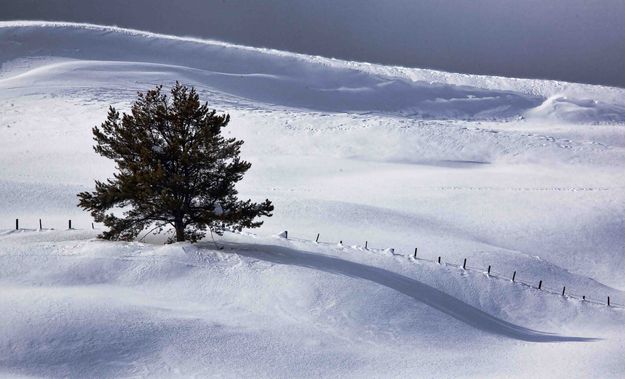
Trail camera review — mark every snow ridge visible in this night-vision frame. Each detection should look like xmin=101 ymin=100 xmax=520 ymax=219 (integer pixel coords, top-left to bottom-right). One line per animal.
xmin=2 ymin=21 xmax=625 ymax=122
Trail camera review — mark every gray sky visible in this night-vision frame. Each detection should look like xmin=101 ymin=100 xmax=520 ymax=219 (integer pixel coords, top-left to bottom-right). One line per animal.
xmin=2 ymin=0 xmax=624 ymax=88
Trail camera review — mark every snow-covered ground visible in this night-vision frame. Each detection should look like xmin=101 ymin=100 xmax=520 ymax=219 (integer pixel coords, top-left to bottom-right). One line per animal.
xmin=1 ymin=22 xmax=625 ymax=378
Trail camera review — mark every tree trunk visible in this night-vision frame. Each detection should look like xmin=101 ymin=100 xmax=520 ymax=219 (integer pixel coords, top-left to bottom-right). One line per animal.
xmin=174 ymin=218 xmax=185 ymax=242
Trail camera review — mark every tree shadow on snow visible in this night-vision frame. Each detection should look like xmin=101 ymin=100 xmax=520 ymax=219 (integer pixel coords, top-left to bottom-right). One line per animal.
xmin=209 ymin=241 xmax=598 ymax=343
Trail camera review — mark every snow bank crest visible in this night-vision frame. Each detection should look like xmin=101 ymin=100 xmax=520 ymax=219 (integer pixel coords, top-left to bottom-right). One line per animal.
xmin=1 ymin=21 xmax=625 ymax=123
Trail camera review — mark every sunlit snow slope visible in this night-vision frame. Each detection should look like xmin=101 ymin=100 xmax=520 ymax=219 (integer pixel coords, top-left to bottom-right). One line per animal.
xmin=1 ymin=22 xmax=625 ymax=378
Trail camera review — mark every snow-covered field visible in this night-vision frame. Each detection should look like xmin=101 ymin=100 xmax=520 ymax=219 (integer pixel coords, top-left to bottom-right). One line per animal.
xmin=1 ymin=21 xmax=625 ymax=378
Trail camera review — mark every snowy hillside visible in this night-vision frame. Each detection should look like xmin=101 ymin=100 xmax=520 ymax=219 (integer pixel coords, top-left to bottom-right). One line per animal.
xmin=2 ymin=21 xmax=625 ymax=122
xmin=1 ymin=22 xmax=625 ymax=378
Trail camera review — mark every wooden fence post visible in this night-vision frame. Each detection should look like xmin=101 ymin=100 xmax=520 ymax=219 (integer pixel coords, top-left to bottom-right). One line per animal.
xmin=414 ymin=248 xmax=418 ymax=259
xmin=462 ymin=258 xmax=467 ymax=270
xmin=562 ymin=286 xmax=566 ymax=296
xmin=365 ymin=241 xmax=368 ymax=249
xmin=39 ymin=219 xmax=42 ymax=230
xmin=512 ymin=271 xmax=516 ymax=282
xmin=608 ymin=296 xmax=611 ymax=306
xmin=68 ymin=220 xmax=72 ymax=230
xmin=92 ymin=222 xmax=94 ymax=230
xmin=15 ymin=218 xmax=18 ymax=230
xmin=315 ymin=233 xmax=320 ymax=243
xmin=437 ymin=256 xmax=441 ymax=264
xmin=487 ymin=265 xmax=491 ymax=275
xmin=538 ymin=280 xmax=543 ymax=290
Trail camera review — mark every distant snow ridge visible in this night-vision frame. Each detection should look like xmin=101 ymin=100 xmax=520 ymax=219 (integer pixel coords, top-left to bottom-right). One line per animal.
xmin=1 ymin=21 xmax=625 ymax=123
xmin=526 ymin=95 xmax=625 ymax=123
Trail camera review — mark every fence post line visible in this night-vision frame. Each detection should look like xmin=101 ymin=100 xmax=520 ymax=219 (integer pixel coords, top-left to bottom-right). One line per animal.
xmin=8 ymin=221 xmax=612 ymax=309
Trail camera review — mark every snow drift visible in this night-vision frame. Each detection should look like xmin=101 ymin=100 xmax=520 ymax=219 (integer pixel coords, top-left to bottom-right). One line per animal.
xmin=1 ymin=230 xmax=621 ymax=378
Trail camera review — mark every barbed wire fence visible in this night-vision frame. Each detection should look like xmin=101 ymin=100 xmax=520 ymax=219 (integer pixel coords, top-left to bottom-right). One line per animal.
xmin=6 ymin=219 xmax=624 ymax=309
xmin=12 ymin=218 xmax=95 ymax=232
xmin=283 ymin=230 xmax=624 ymax=310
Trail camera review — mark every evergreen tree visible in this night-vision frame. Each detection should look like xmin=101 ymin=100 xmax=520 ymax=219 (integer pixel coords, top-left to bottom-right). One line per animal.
xmin=78 ymin=83 xmax=273 ymax=242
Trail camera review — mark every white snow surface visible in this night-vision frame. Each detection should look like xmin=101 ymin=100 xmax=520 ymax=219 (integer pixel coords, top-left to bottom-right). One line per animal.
xmin=1 ymin=21 xmax=625 ymax=378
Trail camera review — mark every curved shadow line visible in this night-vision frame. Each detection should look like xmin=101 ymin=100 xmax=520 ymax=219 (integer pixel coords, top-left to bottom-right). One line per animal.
xmin=204 ymin=242 xmax=597 ymax=343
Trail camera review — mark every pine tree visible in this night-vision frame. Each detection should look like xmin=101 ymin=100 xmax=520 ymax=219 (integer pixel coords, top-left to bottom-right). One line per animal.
xmin=78 ymin=83 xmax=273 ymax=242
